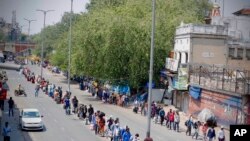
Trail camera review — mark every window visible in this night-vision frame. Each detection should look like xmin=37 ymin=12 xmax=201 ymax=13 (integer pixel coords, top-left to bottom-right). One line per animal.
xmin=237 ymin=48 xmax=243 ymax=59
xmin=228 ymin=48 xmax=235 ymax=58
xmin=185 ymin=52 xmax=188 ymax=63
xmin=246 ymin=49 xmax=250 ymax=60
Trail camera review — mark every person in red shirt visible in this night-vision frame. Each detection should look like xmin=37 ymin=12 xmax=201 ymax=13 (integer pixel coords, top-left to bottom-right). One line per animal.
xmin=168 ymin=109 xmax=175 ymax=130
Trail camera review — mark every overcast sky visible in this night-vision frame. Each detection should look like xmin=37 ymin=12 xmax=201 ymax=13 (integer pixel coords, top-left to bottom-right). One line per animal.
xmin=0 ymin=0 xmax=89 ymax=35
xmin=0 ymin=0 xmax=249 ymax=35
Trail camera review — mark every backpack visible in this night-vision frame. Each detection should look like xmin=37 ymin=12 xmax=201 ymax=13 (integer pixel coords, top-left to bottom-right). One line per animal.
xmin=193 ymin=122 xmax=198 ymax=129
xmin=159 ymin=110 xmax=165 ymax=117
xmin=207 ymin=128 xmax=215 ymax=138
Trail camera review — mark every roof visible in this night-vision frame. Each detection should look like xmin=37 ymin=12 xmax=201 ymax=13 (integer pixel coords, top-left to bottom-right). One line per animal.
xmin=233 ymin=8 xmax=250 ymax=16
xmin=22 ymin=108 xmax=39 ymax=112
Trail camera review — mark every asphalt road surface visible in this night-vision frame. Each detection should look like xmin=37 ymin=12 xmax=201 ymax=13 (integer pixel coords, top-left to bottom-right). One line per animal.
xmin=3 ymin=63 xmax=198 ymax=141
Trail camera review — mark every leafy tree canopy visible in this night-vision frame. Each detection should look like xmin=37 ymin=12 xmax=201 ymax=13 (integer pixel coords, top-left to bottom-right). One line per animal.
xmin=33 ymin=0 xmax=211 ymax=88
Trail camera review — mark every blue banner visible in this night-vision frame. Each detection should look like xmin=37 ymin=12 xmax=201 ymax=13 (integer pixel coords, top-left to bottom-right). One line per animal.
xmin=189 ymin=86 xmax=201 ymax=99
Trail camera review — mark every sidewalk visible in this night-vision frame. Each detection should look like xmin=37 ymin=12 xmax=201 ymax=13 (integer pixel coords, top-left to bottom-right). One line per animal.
xmin=163 ymin=105 xmax=230 ymax=140
xmin=0 ymin=100 xmax=26 ymax=141
xmin=45 ymin=65 xmax=230 ymax=140
xmin=34 ymin=65 xmax=231 ymax=141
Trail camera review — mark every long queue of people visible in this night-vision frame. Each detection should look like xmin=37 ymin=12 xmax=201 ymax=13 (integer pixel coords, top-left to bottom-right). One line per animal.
xmin=132 ymin=100 xmax=225 ymax=141
xmin=21 ymin=67 xmax=141 ymax=141
xmin=63 ymin=95 xmax=142 ymax=141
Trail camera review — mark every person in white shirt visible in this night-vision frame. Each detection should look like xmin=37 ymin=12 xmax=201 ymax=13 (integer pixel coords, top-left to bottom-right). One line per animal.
xmin=218 ymin=126 xmax=225 ymax=141
xmin=132 ymin=133 xmax=140 ymax=141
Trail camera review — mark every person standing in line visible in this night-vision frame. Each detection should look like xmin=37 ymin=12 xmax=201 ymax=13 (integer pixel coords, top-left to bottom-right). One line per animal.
xmin=88 ymin=104 xmax=94 ymax=123
xmin=217 ymin=126 xmax=225 ymax=141
xmin=192 ymin=121 xmax=201 ymax=139
xmin=159 ymin=107 xmax=165 ymax=126
xmin=71 ymin=96 xmax=78 ymax=114
xmin=185 ymin=115 xmax=193 ymax=136
xmin=2 ymin=122 xmax=11 ymax=141
xmin=8 ymin=97 xmax=14 ymax=117
xmin=174 ymin=111 xmax=180 ymax=132
xmin=35 ymin=84 xmax=40 ymax=97
xmin=168 ymin=109 xmax=175 ymax=130
xmin=122 ymin=127 xmax=132 ymax=141
xmin=132 ymin=133 xmax=140 ymax=141
xmin=202 ymin=123 xmax=208 ymax=141
xmin=64 ymin=97 xmax=70 ymax=115
xmin=207 ymin=126 xmax=216 ymax=141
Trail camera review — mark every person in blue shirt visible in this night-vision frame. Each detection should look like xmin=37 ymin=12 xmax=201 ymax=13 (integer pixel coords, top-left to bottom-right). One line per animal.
xmin=122 ymin=127 xmax=132 ymax=141
xmin=185 ymin=115 xmax=193 ymax=136
xmin=64 ymin=97 xmax=70 ymax=115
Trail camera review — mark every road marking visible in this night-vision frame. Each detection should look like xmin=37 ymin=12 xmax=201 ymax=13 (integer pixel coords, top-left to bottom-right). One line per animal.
xmin=70 ymin=138 xmax=75 ymax=141
xmin=54 ymin=119 xmax=58 ymax=123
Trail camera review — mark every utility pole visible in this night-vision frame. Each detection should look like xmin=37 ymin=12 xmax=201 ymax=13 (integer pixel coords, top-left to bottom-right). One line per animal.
xmin=19 ymin=25 xmax=25 ymax=42
xmin=68 ymin=0 xmax=73 ymax=92
xmin=145 ymin=0 xmax=156 ymax=140
xmin=36 ymin=9 xmax=54 ymax=79
xmin=23 ymin=18 xmax=36 ymax=39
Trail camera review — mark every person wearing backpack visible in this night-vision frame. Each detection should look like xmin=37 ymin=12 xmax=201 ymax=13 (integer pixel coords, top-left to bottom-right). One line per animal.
xmin=192 ymin=121 xmax=201 ymax=139
xmin=185 ymin=115 xmax=193 ymax=136
xmin=207 ymin=126 xmax=216 ymax=141
xmin=159 ymin=107 xmax=165 ymax=125
xmin=2 ymin=122 xmax=11 ymax=141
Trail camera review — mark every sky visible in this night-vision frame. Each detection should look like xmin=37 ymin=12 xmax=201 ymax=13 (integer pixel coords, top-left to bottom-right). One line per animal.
xmin=0 ymin=0 xmax=89 ymax=35
xmin=0 ymin=0 xmax=250 ymax=35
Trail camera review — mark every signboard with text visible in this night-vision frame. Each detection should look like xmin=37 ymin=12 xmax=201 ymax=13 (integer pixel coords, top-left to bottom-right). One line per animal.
xmin=165 ymin=58 xmax=179 ymax=72
xmin=174 ymin=67 xmax=188 ymax=90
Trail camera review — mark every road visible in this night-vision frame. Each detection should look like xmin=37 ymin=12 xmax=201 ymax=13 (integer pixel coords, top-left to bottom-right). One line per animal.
xmin=2 ymin=67 xmax=104 ymax=141
xmin=2 ymin=63 xmax=199 ymax=141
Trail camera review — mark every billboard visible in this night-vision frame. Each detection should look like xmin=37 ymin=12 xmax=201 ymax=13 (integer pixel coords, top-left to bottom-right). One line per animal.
xmin=174 ymin=67 xmax=188 ymax=90
xmin=165 ymin=58 xmax=179 ymax=72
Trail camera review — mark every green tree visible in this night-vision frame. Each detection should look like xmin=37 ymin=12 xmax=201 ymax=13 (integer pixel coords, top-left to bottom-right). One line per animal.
xmin=32 ymin=0 xmax=211 ymax=88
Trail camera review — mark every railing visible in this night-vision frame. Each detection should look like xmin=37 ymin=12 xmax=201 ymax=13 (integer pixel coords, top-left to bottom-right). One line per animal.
xmin=176 ymin=24 xmax=227 ymax=36
xmin=189 ymin=63 xmax=250 ymax=95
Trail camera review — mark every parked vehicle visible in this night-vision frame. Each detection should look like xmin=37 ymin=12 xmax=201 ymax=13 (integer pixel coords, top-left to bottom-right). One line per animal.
xmin=19 ymin=108 xmax=44 ymax=131
xmin=52 ymin=67 xmax=60 ymax=74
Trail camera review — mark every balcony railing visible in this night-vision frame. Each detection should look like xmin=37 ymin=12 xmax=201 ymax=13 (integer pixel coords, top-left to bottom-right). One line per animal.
xmin=189 ymin=63 xmax=250 ymax=95
xmin=176 ymin=24 xmax=227 ymax=36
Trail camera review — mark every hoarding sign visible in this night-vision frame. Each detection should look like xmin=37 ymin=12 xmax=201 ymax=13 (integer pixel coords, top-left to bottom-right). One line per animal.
xmin=165 ymin=58 xmax=179 ymax=72
xmin=174 ymin=67 xmax=188 ymax=90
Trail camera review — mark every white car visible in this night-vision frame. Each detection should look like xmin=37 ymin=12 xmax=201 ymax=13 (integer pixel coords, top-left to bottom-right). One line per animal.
xmin=19 ymin=108 xmax=44 ymax=131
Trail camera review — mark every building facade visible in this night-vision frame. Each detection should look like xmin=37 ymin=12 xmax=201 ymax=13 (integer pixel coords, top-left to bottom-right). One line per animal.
xmin=164 ymin=4 xmax=250 ymax=128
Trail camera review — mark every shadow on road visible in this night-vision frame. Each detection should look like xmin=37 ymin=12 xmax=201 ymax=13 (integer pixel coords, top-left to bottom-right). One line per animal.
xmin=1 ymin=102 xmax=34 ymax=141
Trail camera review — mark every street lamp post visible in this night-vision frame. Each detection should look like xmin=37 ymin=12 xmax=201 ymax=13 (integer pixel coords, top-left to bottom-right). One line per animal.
xmin=19 ymin=25 xmax=25 ymax=42
xmin=23 ymin=18 xmax=36 ymax=39
xmin=36 ymin=9 xmax=54 ymax=79
xmin=68 ymin=0 xmax=73 ymax=92
xmin=145 ymin=0 xmax=156 ymax=140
